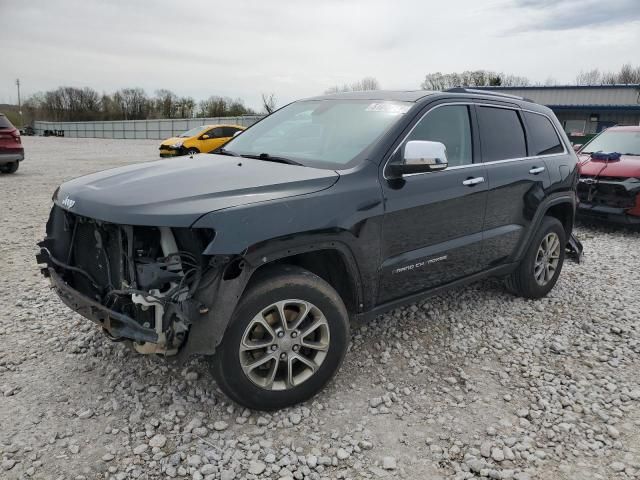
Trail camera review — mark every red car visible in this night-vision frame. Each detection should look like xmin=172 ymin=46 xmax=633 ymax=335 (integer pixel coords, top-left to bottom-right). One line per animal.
xmin=577 ymin=126 xmax=640 ymax=225
xmin=0 ymin=113 xmax=24 ymax=174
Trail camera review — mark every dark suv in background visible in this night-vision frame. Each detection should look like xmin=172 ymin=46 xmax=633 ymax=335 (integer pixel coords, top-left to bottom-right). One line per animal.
xmin=0 ymin=113 xmax=24 ymax=174
xmin=38 ymin=89 xmax=579 ymax=409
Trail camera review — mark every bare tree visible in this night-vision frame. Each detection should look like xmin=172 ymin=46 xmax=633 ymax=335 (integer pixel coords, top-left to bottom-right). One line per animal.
xmin=576 ymin=64 xmax=640 ymax=85
xmin=198 ymin=96 xmax=253 ymax=117
xmin=421 ymin=70 xmax=529 ymax=90
xmin=352 ymin=77 xmax=380 ymax=91
xmin=152 ymin=89 xmax=178 ymax=118
xmin=261 ymin=93 xmax=277 ymax=114
xmin=614 ymin=63 xmax=640 ymax=84
xmin=112 ymin=88 xmax=149 ymax=120
xmin=325 ymin=76 xmax=381 ymax=94
xmin=576 ymin=69 xmax=602 ymax=85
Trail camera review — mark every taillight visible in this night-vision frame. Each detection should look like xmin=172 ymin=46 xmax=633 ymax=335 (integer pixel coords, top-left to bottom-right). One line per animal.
xmin=12 ymin=132 xmax=21 ymax=144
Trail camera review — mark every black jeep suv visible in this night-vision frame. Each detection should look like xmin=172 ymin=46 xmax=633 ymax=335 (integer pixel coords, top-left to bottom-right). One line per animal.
xmin=37 ymin=89 xmax=579 ymax=410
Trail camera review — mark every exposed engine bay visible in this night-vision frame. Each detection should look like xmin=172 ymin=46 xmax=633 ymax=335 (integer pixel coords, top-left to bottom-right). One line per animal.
xmin=37 ymin=205 xmax=218 ymax=355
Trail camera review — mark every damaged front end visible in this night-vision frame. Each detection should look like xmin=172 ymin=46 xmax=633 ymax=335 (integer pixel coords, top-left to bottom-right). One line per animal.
xmin=577 ymin=175 xmax=640 ymax=224
xmin=36 ymin=205 xmax=220 ymax=356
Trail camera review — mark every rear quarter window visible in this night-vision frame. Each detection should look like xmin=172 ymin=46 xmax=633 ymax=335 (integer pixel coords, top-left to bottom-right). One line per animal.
xmin=477 ymin=107 xmax=526 ymax=162
xmin=524 ymin=112 xmax=564 ymax=156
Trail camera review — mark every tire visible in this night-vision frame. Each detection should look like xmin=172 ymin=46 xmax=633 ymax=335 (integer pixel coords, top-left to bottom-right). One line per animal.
xmin=0 ymin=162 xmax=19 ymax=174
xmin=211 ymin=265 xmax=349 ymax=410
xmin=186 ymin=148 xmax=199 ymax=156
xmin=505 ymin=216 xmax=566 ymax=299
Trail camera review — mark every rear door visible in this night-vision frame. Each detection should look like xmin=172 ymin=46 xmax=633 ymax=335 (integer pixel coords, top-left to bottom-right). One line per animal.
xmin=477 ymin=105 xmax=554 ymax=267
xmin=378 ymin=102 xmax=488 ymax=303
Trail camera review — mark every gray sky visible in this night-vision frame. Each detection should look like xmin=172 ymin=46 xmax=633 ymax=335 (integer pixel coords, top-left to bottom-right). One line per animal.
xmin=1 ymin=0 xmax=638 ymax=110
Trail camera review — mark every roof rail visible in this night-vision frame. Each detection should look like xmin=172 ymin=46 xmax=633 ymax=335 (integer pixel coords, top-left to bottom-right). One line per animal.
xmin=445 ymin=87 xmax=534 ymax=102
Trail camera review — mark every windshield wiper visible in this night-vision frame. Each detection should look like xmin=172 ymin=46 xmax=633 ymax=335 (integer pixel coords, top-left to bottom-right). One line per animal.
xmin=216 ymin=148 xmax=240 ymax=157
xmin=622 ymin=153 xmax=640 ymax=156
xmin=240 ymin=153 xmax=303 ymax=166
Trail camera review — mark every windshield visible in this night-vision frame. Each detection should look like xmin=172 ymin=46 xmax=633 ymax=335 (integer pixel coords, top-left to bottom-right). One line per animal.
xmin=179 ymin=126 xmax=207 ymax=138
xmin=582 ymin=130 xmax=640 ymax=156
xmin=221 ymin=100 xmax=412 ymax=168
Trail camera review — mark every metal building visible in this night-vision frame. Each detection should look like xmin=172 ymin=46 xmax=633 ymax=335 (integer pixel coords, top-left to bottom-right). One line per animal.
xmin=477 ymin=84 xmax=640 ymax=142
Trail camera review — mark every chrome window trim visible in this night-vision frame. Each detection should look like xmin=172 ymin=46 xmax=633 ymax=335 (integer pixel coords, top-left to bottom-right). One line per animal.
xmin=382 ymin=102 xmax=568 ymax=180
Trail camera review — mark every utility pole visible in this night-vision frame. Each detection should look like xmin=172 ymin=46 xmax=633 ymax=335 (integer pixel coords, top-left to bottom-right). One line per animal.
xmin=16 ymin=79 xmax=23 ymax=127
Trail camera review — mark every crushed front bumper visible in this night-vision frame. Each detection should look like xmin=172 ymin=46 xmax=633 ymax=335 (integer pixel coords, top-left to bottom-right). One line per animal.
xmin=159 ymin=145 xmax=182 ymax=158
xmin=40 ymin=265 xmax=159 ymax=344
xmin=577 ymin=176 xmax=640 ymax=225
xmin=577 ymin=203 xmax=640 ymax=224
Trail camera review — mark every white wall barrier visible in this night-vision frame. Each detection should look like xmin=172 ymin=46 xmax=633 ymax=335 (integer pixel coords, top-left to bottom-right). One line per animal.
xmin=34 ymin=116 xmax=264 ymax=140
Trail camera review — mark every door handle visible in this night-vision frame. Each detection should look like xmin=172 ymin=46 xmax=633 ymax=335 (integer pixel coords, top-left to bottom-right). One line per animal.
xmin=462 ymin=176 xmax=485 ymax=186
xmin=529 ymin=166 xmax=545 ymax=175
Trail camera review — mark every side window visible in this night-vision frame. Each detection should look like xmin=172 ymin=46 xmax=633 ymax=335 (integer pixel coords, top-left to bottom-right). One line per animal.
xmin=524 ymin=112 xmax=564 ymax=156
xmin=222 ymin=126 xmax=239 ymax=137
xmin=208 ymin=127 xmax=223 ymax=138
xmin=405 ymin=105 xmax=472 ymax=167
xmin=477 ymin=107 xmax=526 ymax=162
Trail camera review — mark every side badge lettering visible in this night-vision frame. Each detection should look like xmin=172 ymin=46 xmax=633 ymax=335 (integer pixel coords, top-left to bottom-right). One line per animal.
xmin=392 ymin=255 xmax=448 ymax=274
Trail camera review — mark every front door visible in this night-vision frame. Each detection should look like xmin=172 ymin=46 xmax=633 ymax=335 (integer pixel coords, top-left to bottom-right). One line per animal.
xmin=200 ymin=127 xmax=226 ymax=153
xmin=378 ymin=103 xmax=488 ymax=304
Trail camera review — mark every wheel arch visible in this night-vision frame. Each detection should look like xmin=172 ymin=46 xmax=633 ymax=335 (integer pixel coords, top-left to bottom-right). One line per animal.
xmin=545 ymin=202 xmax=574 ymax=238
xmin=247 ymin=246 xmax=363 ymax=317
xmin=177 ymin=238 xmax=364 ymax=361
xmin=512 ymin=193 xmax=576 ymax=262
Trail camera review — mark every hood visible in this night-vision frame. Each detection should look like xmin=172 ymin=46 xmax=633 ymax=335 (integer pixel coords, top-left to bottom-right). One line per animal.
xmin=578 ymin=153 xmax=640 ymax=178
xmin=160 ymin=137 xmax=184 ymax=146
xmin=54 ymin=154 xmax=339 ymax=227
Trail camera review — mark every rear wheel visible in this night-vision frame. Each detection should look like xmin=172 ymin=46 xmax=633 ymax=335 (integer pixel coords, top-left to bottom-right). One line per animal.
xmin=505 ymin=216 xmax=566 ymax=299
xmin=0 ymin=162 xmax=19 ymax=174
xmin=211 ymin=265 xmax=349 ymax=410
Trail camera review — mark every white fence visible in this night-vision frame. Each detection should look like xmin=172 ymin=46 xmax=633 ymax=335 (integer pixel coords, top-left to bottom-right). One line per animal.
xmin=33 ymin=116 xmax=264 ymax=140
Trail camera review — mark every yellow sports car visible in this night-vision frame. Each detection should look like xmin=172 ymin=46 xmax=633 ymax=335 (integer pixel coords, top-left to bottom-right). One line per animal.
xmin=159 ymin=124 xmax=245 ymax=157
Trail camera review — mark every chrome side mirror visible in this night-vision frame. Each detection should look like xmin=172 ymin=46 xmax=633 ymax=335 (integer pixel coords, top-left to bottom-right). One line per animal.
xmin=388 ymin=140 xmax=448 ymax=177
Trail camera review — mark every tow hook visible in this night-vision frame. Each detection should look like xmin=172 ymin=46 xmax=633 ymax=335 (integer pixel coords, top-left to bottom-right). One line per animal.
xmin=566 ymin=233 xmax=583 ymax=263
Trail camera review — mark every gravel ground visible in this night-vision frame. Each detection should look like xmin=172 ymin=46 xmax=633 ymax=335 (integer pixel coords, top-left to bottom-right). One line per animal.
xmin=1 ymin=136 xmax=639 ymax=480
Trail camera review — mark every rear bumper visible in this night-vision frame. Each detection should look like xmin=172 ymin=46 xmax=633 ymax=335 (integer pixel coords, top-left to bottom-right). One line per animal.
xmin=40 ymin=265 xmax=159 ymax=344
xmin=577 ymin=203 xmax=640 ymax=225
xmin=0 ymin=149 xmax=24 ymax=164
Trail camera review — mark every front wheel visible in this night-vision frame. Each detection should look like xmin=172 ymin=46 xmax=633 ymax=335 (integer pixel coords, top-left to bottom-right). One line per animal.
xmin=0 ymin=162 xmax=19 ymax=174
xmin=505 ymin=216 xmax=566 ymax=299
xmin=186 ymin=147 xmax=199 ymax=156
xmin=210 ymin=265 xmax=349 ymax=410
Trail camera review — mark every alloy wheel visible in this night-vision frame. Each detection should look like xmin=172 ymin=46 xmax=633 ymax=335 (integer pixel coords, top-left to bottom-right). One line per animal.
xmin=239 ymin=300 xmax=330 ymax=391
xmin=534 ymin=232 xmax=561 ymax=286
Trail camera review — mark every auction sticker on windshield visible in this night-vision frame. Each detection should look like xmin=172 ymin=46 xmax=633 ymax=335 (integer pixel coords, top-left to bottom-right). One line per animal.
xmin=365 ymin=103 xmax=411 ymax=114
